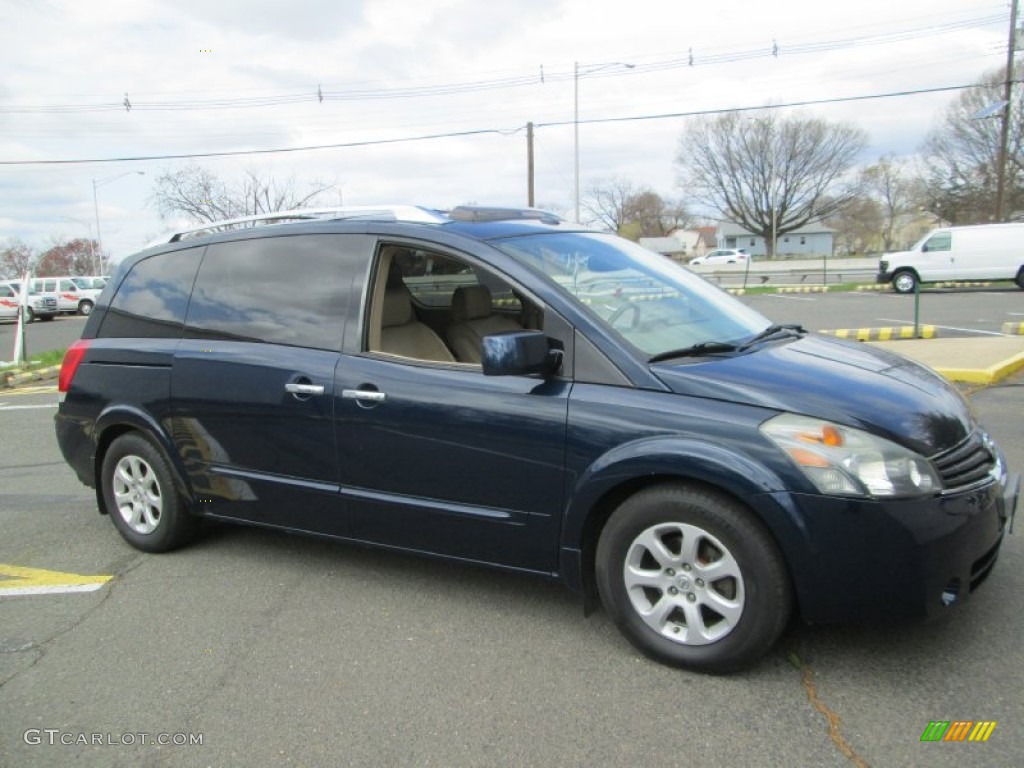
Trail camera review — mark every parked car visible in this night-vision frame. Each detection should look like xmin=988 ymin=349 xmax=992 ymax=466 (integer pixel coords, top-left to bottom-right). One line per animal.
xmin=54 ymin=205 xmax=1018 ymax=673
xmin=878 ymin=222 xmax=1024 ymax=293
xmin=689 ymin=249 xmax=749 ymax=265
xmin=0 ymin=281 xmax=59 ymax=322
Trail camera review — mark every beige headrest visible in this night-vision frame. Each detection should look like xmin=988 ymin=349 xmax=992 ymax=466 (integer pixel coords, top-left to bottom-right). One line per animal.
xmin=451 ymin=285 xmax=493 ymax=322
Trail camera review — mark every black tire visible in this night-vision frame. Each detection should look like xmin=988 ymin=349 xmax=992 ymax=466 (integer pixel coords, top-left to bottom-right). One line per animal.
xmin=78 ymin=300 xmax=94 ymax=316
xmin=892 ymin=270 xmax=918 ymax=294
xmin=596 ymin=484 xmax=791 ymax=673
xmin=1015 ymin=268 xmax=1024 ymax=290
xmin=100 ymin=433 xmax=199 ymax=552
xmin=40 ymin=314 xmax=55 ymax=322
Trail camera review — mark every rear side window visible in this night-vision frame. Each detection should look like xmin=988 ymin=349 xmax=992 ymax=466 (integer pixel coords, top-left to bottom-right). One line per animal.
xmin=185 ymin=235 xmax=354 ymax=351
xmin=99 ymin=247 xmax=203 ymax=338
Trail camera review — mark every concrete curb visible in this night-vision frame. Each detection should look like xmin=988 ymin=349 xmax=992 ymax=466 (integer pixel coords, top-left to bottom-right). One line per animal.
xmin=933 ymin=350 xmax=1024 ymax=385
xmin=1 ymin=365 xmax=60 ymax=389
xmin=868 ymin=337 xmax=1024 ymax=385
xmin=819 ymin=326 xmax=938 ymax=341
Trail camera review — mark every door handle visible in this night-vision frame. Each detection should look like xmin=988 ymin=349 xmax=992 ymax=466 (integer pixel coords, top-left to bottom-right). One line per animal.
xmin=285 ymin=382 xmax=325 ymax=396
xmin=342 ymin=389 xmax=386 ymax=403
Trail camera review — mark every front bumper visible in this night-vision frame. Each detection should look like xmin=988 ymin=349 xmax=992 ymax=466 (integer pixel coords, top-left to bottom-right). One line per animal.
xmin=762 ymin=466 xmax=1017 ymax=624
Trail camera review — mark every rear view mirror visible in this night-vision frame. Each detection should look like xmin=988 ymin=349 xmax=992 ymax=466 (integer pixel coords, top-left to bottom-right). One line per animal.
xmin=481 ymin=330 xmax=561 ymax=376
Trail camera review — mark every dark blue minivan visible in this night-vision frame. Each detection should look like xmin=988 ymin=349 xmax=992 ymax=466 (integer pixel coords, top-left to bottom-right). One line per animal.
xmin=55 ymin=206 xmax=1018 ymax=672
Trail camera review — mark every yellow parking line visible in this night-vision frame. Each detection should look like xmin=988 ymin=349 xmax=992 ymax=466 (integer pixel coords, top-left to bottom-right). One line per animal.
xmin=2 ymin=384 xmax=58 ymax=396
xmin=0 ymin=564 xmax=113 ymax=596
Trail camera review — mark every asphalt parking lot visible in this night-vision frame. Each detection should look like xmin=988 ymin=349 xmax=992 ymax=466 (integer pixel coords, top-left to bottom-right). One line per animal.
xmin=1 ymin=334 xmax=1022 ymax=765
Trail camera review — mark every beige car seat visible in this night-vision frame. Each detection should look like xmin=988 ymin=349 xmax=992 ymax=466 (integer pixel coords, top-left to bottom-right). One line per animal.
xmin=446 ymin=285 xmax=523 ymax=363
xmin=378 ymin=285 xmax=455 ymax=362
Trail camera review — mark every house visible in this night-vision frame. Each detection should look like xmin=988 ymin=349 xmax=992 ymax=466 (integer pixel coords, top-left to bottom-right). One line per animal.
xmin=717 ymin=220 xmax=834 ymax=258
xmin=638 ymin=235 xmax=690 ymax=261
xmin=639 ymin=228 xmax=716 ymax=262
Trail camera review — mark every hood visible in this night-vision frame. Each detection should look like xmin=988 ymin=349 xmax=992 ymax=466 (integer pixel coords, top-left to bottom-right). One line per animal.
xmin=651 ymin=334 xmax=973 ymax=457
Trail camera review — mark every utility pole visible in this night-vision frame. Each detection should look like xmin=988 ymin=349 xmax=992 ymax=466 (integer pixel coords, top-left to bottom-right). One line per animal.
xmin=995 ymin=0 xmax=1019 ymax=222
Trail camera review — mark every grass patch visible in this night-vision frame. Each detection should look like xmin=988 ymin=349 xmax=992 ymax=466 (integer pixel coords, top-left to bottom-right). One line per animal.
xmin=2 ymin=348 xmax=67 ymax=371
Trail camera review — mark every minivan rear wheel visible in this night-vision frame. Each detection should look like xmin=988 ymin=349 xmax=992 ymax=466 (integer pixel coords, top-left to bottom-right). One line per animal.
xmin=101 ymin=433 xmax=198 ymax=552
xmin=596 ymin=484 xmax=791 ymax=673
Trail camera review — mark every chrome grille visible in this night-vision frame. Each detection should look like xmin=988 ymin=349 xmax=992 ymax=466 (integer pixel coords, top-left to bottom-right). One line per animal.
xmin=932 ymin=432 xmax=995 ymax=492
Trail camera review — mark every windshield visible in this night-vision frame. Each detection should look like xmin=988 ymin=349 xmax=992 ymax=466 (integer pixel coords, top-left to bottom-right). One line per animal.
xmin=492 ymin=232 xmax=770 ymax=357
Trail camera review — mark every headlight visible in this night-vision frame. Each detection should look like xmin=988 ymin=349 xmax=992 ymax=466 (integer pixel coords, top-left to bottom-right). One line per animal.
xmin=760 ymin=414 xmax=941 ymax=498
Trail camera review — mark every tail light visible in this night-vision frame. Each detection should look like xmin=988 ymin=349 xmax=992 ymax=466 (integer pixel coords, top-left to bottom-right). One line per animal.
xmin=58 ymin=340 xmax=91 ymax=393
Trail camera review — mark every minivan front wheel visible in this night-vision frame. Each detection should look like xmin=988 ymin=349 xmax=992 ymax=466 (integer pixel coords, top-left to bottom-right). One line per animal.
xmin=892 ymin=271 xmax=919 ymax=294
xmin=596 ymin=484 xmax=791 ymax=673
xmin=101 ymin=433 xmax=198 ymax=552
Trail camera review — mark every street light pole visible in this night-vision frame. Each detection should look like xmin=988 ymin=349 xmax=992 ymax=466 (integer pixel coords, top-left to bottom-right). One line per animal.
xmin=92 ymin=171 xmax=145 ymax=273
xmin=573 ymin=61 xmax=634 ymax=222
xmin=574 ymin=61 xmax=580 ymax=222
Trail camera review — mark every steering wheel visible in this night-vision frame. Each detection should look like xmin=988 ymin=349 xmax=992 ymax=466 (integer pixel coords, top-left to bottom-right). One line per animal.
xmin=608 ymin=302 xmax=641 ymax=330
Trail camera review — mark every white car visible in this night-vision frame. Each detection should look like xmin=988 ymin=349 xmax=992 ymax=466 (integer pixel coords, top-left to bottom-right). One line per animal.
xmin=690 ymin=249 xmax=749 ymax=265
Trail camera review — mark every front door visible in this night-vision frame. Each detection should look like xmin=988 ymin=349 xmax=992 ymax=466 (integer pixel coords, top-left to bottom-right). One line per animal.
xmin=334 ymin=242 xmax=570 ymax=572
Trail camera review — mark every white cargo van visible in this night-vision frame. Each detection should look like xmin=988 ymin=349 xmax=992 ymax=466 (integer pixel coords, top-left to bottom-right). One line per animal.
xmin=877 ymin=222 xmax=1024 ymax=293
xmin=29 ymin=276 xmax=101 ymax=315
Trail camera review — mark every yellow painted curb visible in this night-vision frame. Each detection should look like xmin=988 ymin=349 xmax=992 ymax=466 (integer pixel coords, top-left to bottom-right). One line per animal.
xmin=1002 ymin=321 xmax=1024 ymax=335
xmin=819 ymin=326 xmax=937 ymax=341
xmin=775 ymin=286 xmax=829 ymax=294
xmin=934 ymin=350 xmax=1024 ymax=385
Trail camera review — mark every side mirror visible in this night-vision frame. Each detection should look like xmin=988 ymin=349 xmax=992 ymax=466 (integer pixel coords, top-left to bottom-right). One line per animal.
xmin=481 ymin=330 xmax=561 ymax=376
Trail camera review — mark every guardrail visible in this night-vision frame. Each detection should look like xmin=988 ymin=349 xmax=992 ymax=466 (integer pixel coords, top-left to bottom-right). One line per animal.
xmin=687 ymin=258 xmax=879 ymax=287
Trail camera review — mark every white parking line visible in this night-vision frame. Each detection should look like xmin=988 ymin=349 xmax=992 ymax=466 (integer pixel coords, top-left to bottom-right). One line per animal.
xmin=876 ymin=318 xmax=1008 ymax=336
xmin=0 ymin=403 xmax=58 ymax=411
xmin=766 ymin=294 xmax=818 ymax=302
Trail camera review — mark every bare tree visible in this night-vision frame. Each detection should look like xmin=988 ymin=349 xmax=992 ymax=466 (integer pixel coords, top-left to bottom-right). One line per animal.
xmin=862 ymin=155 xmax=920 ymax=252
xmin=151 ymin=165 xmax=339 ymax=223
xmin=825 ymin=196 xmax=884 ymax=256
xmin=676 ymin=111 xmax=867 ymax=256
xmin=0 ymin=239 xmax=36 ymax=279
xmin=921 ymin=63 xmax=1024 ymax=224
xmin=583 ymin=178 xmax=691 ymax=239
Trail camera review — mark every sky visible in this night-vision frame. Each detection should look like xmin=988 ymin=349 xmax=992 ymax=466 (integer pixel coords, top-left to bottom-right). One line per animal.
xmin=0 ymin=0 xmax=1014 ymax=263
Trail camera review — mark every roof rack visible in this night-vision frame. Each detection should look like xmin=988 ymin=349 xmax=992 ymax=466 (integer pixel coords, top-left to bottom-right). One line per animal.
xmin=447 ymin=206 xmax=562 ymax=224
xmin=160 ymin=205 xmax=449 ymax=244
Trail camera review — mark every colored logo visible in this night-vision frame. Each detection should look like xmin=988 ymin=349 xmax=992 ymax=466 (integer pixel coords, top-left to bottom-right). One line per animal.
xmin=921 ymin=721 xmax=996 ymax=742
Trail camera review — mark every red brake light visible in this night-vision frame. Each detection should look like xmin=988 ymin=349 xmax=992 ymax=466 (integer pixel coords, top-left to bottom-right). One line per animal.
xmin=58 ymin=340 xmax=91 ymax=393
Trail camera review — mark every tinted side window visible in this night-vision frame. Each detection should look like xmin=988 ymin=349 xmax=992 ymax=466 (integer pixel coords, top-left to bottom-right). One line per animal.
xmin=99 ymin=247 xmax=203 ymax=339
xmin=185 ymin=235 xmax=352 ymax=351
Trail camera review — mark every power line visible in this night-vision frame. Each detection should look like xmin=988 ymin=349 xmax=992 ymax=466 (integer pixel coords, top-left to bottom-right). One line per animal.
xmin=0 ymin=83 xmax=992 ymax=167
xmin=0 ymin=11 xmax=1005 ymax=115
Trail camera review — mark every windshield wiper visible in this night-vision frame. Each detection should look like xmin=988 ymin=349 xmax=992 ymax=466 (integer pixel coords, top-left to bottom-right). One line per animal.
xmin=648 ymin=341 xmax=739 ymax=363
xmin=736 ymin=323 xmax=805 ymax=351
